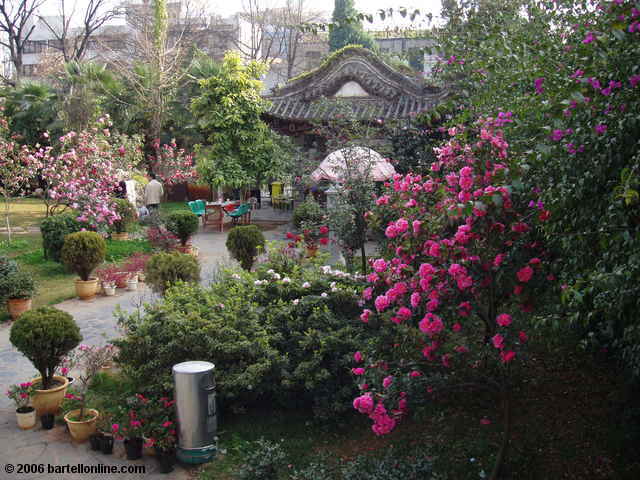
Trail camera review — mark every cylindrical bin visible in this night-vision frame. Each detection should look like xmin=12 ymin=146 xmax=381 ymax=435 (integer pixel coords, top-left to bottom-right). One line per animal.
xmin=173 ymin=361 xmax=217 ymax=464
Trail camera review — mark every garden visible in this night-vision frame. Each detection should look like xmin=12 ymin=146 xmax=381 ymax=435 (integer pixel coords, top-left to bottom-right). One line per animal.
xmin=2 ymin=0 xmax=640 ymax=478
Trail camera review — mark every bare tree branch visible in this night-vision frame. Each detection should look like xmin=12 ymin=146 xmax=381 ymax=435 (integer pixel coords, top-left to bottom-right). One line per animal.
xmin=0 ymin=0 xmax=46 ymax=81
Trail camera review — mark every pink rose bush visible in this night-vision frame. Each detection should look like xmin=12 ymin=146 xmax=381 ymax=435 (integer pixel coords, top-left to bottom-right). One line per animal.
xmin=352 ymin=118 xmax=550 ymax=436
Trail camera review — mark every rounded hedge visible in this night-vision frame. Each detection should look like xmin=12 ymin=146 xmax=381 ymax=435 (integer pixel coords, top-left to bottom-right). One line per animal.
xmin=166 ymin=211 xmax=199 ymax=246
xmin=61 ymin=231 xmax=107 ymax=281
xmin=10 ymin=306 xmax=81 ymax=390
xmin=292 ymin=198 xmax=324 ymax=230
xmin=144 ymin=252 xmax=201 ymax=294
xmin=40 ymin=213 xmax=83 ymax=262
xmin=0 ymin=269 xmax=36 ymax=299
xmin=226 ymin=225 xmax=266 ymax=271
xmin=111 ymin=198 xmax=138 ymax=234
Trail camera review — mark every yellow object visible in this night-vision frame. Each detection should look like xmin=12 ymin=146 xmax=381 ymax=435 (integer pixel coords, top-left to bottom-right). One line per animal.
xmin=75 ymin=278 xmax=99 ymax=300
xmin=64 ymin=409 xmax=99 ymax=443
xmin=31 ymin=375 xmax=69 ymax=416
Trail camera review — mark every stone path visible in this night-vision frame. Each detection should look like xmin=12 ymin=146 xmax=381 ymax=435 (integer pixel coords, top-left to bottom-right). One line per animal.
xmin=0 ymin=224 xmax=290 ymax=478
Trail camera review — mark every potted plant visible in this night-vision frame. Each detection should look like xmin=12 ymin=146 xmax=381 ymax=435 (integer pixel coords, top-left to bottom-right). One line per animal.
xmin=110 ymin=198 xmax=138 ymax=241
xmin=6 ymin=382 xmax=37 ymax=430
xmin=123 ymin=253 xmax=150 ymax=283
xmin=58 ymin=350 xmax=78 ymax=386
xmin=0 ymin=268 xmax=36 ymax=320
xmin=63 ymin=344 xmax=115 ymax=442
xmin=293 ymin=222 xmax=329 ymax=257
xmin=95 ymin=265 xmax=122 ymax=296
xmin=95 ymin=412 xmax=115 ymax=454
xmin=166 ymin=211 xmax=199 ymax=255
xmin=144 ymin=397 xmax=178 ymax=474
xmin=112 ymin=409 xmax=146 ymax=459
xmin=126 ymin=275 xmax=138 ymax=291
xmin=9 ymin=307 xmax=81 ymax=421
xmin=61 ymin=231 xmax=107 ymax=300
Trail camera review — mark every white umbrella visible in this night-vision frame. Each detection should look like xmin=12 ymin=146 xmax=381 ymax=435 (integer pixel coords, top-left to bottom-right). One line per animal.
xmin=310 ymin=147 xmax=396 ymax=183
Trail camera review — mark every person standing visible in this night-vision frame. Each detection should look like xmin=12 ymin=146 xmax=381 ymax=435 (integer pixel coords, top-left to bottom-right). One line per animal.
xmin=144 ymin=172 xmax=164 ymax=213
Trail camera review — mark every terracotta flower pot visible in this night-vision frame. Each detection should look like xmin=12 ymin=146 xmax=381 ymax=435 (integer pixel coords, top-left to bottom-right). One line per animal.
xmin=31 ymin=375 xmax=69 ymax=416
xmin=75 ymin=278 xmax=99 ymax=300
xmin=64 ymin=408 xmax=99 ymax=443
xmin=306 ymin=246 xmax=318 ymax=257
xmin=111 ymin=232 xmax=129 ymax=241
xmin=7 ymin=298 xmax=32 ymax=320
xmin=16 ymin=406 xmax=36 ymax=430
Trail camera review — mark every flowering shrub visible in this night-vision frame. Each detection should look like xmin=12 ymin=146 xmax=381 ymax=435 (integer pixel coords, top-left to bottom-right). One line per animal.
xmin=148 ymin=139 xmax=197 ymax=186
xmin=111 ymin=394 xmax=148 ymax=440
xmin=141 ymin=396 xmax=177 ymax=451
xmin=352 ymin=121 xmax=551 ymax=476
xmin=115 ymin=263 xmax=369 ymax=417
xmin=6 ymin=382 xmax=36 ymax=411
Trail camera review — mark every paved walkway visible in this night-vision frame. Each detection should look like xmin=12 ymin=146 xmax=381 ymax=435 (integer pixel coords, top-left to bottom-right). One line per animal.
xmin=0 ymin=224 xmax=290 ymax=478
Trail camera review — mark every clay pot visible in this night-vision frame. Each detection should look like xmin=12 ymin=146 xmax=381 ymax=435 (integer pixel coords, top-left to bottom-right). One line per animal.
xmin=16 ymin=406 xmax=36 ymax=430
xmin=64 ymin=408 xmax=99 ymax=443
xmin=176 ymin=245 xmax=193 ymax=255
xmin=31 ymin=375 xmax=69 ymax=416
xmin=75 ymin=278 xmax=99 ymax=300
xmin=7 ymin=298 xmax=32 ymax=320
xmin=111 ymin=232 xmax=129 ymax=241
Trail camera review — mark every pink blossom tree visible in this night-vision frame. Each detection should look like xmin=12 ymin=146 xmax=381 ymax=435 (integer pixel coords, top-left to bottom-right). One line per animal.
xmin=148 ymin=139 xmax=197 ymax=186
xmin=0 ymin=114 xmax=34 ymax=243
xmin=353 ymin=116 xmax=553 ymax=479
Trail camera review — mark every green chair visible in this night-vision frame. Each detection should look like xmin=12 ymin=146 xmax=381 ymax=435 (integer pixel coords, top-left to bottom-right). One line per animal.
xmin=225 ymin=203 xmax=251 ymax=225
xmin=187 ymin=201 xmax=206 ymax=218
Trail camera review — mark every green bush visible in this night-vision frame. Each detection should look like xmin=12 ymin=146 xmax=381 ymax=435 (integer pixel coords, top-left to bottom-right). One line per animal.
xmin=292 ymin=198 xmax=324 ymax=230
xmin=0 ymin=256 xmax=18 ymax=302
xmin=111 ymin=198 xmax=138 ymax=234
xmin=235 ymin=438 xmax=288 ymax=480
xmin=0 ymin=269 xmax=36 ymax=299
xmin=40 ymin=213 xmax=83 ymax=262
xmin=166 ymin=211 xmax=199 ymax=246
xmin=61 ymin=231 xmax=107 ymax=281
xmin=226 ymin=225 xmax=266 ymax=271
xmin=10 ymin=307 xmax=81 ymax=390
xmin=113 ymin=281 xmax=281 ymax=403
xmin=144 ymin=252 xmax=200 ymax=294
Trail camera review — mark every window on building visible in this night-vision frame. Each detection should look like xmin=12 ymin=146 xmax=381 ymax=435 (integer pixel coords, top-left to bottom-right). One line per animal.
xmin=23 ymin=40 xmax=47 ymax=54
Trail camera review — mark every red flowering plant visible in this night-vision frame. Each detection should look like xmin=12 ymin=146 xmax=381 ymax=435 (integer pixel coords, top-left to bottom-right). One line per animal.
xmin=141 ymin=396 xmax=177 ymax=452
xmin=286 ymin=222 xmax=330 ymax=251
xmin=353 ymin=117 xmax=553 ymax=475
xmin=95 ymin=264 xmax=128 ymax=288
xmin=123 ymin=253 xmax=151 ymax=276
xmin=111 ymin=393 xmax=149 ymax=441
xmin=6 ymin=382 xmax=36 ymax=412
xmin=147 ymin=226 xmax=179 ymax=252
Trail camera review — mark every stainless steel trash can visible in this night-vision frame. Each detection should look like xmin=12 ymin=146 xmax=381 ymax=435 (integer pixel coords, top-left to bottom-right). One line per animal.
xmin=173 ymin=361 xmax=217 ymax=464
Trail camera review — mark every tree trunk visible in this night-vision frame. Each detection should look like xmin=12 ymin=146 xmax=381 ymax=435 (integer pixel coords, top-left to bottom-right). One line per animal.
xmin=489 ymin=379 xmax=512 ymax=480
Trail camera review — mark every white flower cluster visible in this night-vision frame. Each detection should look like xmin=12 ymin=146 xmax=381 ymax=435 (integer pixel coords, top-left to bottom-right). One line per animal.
xmin=320 ymin=265 xmax=364 ymax=281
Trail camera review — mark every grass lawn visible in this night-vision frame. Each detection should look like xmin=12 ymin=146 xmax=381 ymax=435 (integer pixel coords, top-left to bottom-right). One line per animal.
xmin=1 ymin=197 xmax=48 ymax=230
xmin=0 ymin=232 xmax=152 ymax=322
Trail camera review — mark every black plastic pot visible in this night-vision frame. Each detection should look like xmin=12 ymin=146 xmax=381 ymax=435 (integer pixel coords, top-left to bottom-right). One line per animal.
xmin=155 ymin=448 xmax=176 ymax=474
xmin=40 ymin=413 xmax=55 ymax=430
xmin=89 ymin=432 xmax=103 ymax=451
xmin=124 ymin=437 xmax=143 ymax=460
xmin=101 ymin=434 xmax=114 ymax=455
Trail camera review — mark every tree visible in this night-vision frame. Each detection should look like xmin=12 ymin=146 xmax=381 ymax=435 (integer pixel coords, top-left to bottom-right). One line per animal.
xmin=191 ymin=51 xmax=292 ymax=189
xmin=38 ymin=0 xmax=121 ymax=63
xmin=0 ymin=0 xmax=46 ymax=84
xmin=329 ymin=0 xmax=375 ymax=52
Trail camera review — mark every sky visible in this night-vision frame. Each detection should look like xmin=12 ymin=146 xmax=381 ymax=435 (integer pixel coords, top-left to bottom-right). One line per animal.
xmin=39 ymin=0 xmax=443 ymax=30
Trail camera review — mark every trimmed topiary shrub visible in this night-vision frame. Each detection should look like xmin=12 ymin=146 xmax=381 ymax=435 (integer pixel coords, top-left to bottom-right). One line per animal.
xmin=111 ymin=198 xmax=138 ymax=234
xmin=61 ymin=231 xmax=107 ymax=281
xmin=292 ymin=198 xmax=324 ymax=230
xmin=226 ymin=225 xmax=266 ymax=271
xmin=0 ymin=268 xmax=36 ymax=299
xmin=144 ymin=252 xmax=200 ymax=294
xmin=40 ymin=213 xmax=83 ymax=262
xmin=166 ymin=211 xmax=199 ymax=246
xmin=0 ymin=256 xmax=18 ymax=302
xmin=10 ymin=306 xmax=81 ymax=390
